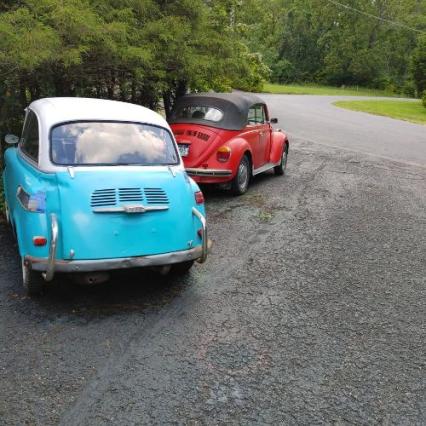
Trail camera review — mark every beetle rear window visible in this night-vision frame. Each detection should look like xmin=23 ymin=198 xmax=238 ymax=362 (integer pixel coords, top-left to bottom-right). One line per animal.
xmin=173 ymin=106 xmax=224 ymax=122
xmin=51 ymin=122 xmax=178 ymax=166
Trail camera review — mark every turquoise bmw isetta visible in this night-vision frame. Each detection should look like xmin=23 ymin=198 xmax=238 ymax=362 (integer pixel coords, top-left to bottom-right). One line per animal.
xmin=2 ymin=98 xmax=208 ymax=295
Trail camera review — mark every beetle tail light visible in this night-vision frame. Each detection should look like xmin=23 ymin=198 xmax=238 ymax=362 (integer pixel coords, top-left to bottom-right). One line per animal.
xmin=217 ymin=146 xmax=231 ymax=163
xmin=195 ymin=191 xmax=204 ymax=204
xmin=33 ymin=236 xmax=47 ymax=246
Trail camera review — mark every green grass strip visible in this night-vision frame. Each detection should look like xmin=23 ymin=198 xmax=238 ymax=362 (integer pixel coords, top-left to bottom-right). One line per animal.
xmin=334 ymin=100 xmax=426 ymax=125
xmin=263 ymin=83 xmax=400 ymax=97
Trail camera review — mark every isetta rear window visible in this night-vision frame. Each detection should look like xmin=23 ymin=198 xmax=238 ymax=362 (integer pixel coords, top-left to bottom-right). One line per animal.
xmin=50 ymin=121 xmax=179 ymax=166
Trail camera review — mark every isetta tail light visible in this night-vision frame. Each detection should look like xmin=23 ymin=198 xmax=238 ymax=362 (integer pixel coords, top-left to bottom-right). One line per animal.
xmin=195 ymin=191 xmax=204 ymax=204
xmin=216 ymin=146 xmax=231 ymax=163
xmin=33 ymin=236 xmax=47 ymax=246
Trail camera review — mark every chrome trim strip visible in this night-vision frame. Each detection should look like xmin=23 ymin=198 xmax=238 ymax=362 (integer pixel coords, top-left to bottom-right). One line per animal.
xmin=27 ymin=246 xmax=203 ymax=273
xmin=67 ymin=166 xmax=75 ymax=178
xmin=42 ymin=214 xmax=58 ymax=282
xmin=92 ymin=205 xmax=169 ymax=214
xmin=186 ymin=168 xmax=232 ymax=177
xmin=192 ymin=207 xmax=208 ymax=263
xmin=252 ymin=162 xmax=280 ymax=176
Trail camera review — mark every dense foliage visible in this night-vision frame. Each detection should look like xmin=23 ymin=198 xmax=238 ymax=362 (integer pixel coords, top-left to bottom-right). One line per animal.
xmin=0 ymin=0 xmax=425 ymax=142
xmin=0 ymin=0 xmax=269 ymax=140
xmin=234 ymin=0 xmax=426 ymax=96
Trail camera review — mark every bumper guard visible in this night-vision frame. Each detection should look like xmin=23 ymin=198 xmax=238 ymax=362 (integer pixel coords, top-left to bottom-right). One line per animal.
xmin=28 ymin=209 xmax=208 ymax=279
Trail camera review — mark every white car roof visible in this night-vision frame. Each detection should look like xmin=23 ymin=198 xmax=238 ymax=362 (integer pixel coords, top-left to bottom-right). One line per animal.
xmin=30 ymin=97 xmax=168 ymax=129
xmin=26 ymin=97 xmax=180 ymax=173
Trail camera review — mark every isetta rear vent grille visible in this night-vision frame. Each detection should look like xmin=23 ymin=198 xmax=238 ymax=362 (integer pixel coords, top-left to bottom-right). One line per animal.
xmin=144 ymin=188 xmax=169 ymax=204
xmin=119 ymin=188 xmax=143 ymax=203
xmin=91 ymin=189 xmax=117 ymax=207
xmin=91 ymin=188 xmax=168 ymax=209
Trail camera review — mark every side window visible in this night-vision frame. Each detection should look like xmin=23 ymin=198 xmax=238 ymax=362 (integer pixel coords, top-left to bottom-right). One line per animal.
xmin=248 ymin=107 xmax=257 ymax=124
xmin=248 ymin=105 xmax=265 ymax=125
xmin=20 ymin=110 xmax=39 ymax=162
xmin=258 ymin=105 xmax=265 ymax=123
xmin=262 ymin=105 xmax=268 ymax=122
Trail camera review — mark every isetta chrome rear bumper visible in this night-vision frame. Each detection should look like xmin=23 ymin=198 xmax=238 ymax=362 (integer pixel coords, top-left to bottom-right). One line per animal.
xmin=26 ymin=208 xmax=208 ymax=281
xmin=186 ymin=168 xmax=232 ymax=177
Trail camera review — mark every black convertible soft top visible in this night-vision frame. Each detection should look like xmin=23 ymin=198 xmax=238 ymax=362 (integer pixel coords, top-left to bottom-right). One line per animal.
xmin=169 ymin=92 xmax=266 ymax=131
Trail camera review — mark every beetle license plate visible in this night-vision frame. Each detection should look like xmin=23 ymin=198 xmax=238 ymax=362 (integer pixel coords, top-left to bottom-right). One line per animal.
xmin=178 ymin=144 xmax=189 ymax=157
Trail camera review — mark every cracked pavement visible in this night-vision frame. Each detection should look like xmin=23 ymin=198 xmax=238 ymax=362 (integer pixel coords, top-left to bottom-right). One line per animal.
xmin=0 ymin=96 xmax=425 ymax=425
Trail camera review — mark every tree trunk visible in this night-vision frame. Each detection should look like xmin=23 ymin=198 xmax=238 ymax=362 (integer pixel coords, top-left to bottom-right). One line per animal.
xmin=163 ymin=90 xmax=172 ymax=119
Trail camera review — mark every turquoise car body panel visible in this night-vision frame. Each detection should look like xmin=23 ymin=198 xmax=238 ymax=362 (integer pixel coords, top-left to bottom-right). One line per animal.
xmin=3 ymin=147 xmax=204 ymax=263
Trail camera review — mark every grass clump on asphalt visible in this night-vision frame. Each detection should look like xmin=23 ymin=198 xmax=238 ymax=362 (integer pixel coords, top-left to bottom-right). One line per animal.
xmin=262 ymin=83 xmax=399 ymax=97
xmin=333 ymin=100 xmax=426 ymax=125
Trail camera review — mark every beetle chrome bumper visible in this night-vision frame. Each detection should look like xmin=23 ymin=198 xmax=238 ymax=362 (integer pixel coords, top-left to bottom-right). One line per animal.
xmin=186 ymin=168 xmax=232 ymax=177
xmin=27 ymin=209 xmax=208 ymax=278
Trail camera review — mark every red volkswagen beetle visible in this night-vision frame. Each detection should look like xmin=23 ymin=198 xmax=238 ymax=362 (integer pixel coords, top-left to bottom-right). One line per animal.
xmin=169 ymin=93 xmax=289 ymax=195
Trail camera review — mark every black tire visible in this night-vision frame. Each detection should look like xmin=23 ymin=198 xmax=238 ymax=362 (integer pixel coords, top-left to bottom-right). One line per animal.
xmin=231 ymin=155 xmax=251 ymax=195
xmin=274 ymin=145 xmax=288 ymax=176
xmin=21 ymin=258 xmax=44 ymax=296
xmin=171 ymin=260 xmax=194 ymax=275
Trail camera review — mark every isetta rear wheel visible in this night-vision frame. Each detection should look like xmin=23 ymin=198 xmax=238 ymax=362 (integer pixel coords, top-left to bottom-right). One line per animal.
xmin=21 ymin=258 xmax=44 ymax=296
xmin=274 ymin=145 xmax=288 ymax=176
xmin=231 ymin=155 xmax=251 ymax=195
xmin=171 ymin=260 xmax=194 ymax=275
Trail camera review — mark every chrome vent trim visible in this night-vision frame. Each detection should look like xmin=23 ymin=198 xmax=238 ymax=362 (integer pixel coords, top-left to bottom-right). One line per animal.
xmin=91 ymin=187 xmax=169 ymax=210
xmin=91 ymin=189 xmax=117 ymax=207
xmin=119 ymin=188 xmax=143 ymax=203
xmin=144 ymin=188 xmax=169 ymax=205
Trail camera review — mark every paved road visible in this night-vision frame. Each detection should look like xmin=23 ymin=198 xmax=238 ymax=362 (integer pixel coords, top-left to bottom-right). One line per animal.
xmin=1 ymin=97 xmax=425 ymax=424
xmin=261 ymin=94 xmax=426 ymax=167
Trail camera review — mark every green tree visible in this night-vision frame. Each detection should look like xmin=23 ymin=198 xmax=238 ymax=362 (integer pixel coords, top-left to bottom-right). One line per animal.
xmin=412 ymin=35 xmax=426 ymax=96
xmin=0 ymin=0 xmax=270 ymax=137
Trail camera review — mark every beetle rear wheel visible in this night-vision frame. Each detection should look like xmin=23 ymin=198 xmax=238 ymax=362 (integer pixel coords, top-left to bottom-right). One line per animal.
xmin=21 ymin=258 xmax=44 ymax=296
xmin=231 ymin=155 xmax=250 ymax=195
xmin=274 ymin=145 xmax=288 ymax=176
xmin=171 ymin=261 xmax=194 ymax=275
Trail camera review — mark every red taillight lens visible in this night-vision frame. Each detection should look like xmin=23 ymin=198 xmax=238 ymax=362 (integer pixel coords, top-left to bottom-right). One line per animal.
xmin=217 ymin=146 xmax=231 ymax=163
xmin=195 ymin=191 xmax=204 ymax=204
xmin=197 ymin=228 xmax=203 ymax=238
xmin=33 ymin=236 xmax=47 ymax=246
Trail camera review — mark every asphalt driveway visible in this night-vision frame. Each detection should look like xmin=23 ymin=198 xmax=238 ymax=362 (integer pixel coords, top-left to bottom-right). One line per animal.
xmin=262 ymin=94 xmax=426 ymax=167
xmin=0 ymin=96 xmax=425 ymax=425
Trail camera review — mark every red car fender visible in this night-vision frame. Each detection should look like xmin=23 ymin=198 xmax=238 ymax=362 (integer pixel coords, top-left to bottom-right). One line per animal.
xmin=224 ymin=138 xmax=254 ymax=175
xmin=269 ymin=131 xmax=288 ymax=164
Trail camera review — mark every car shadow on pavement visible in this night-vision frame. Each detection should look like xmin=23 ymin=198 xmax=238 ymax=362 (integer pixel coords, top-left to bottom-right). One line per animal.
xmin=0 ymin=221 xmax=195 ymax=320
xmin=0 ymin=170 xmax=279 ymax=319
xmin=199 ymin=169 xmax=278 ymax=199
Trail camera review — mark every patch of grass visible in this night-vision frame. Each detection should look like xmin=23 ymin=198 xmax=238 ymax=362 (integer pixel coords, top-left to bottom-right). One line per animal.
xmin=258 ymin=209 xmax=273 ymax=223
xmin=262 ymin=83 xmax=400 ymax=97
xmin=333 ymin=100 xmax=426 ymax=125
